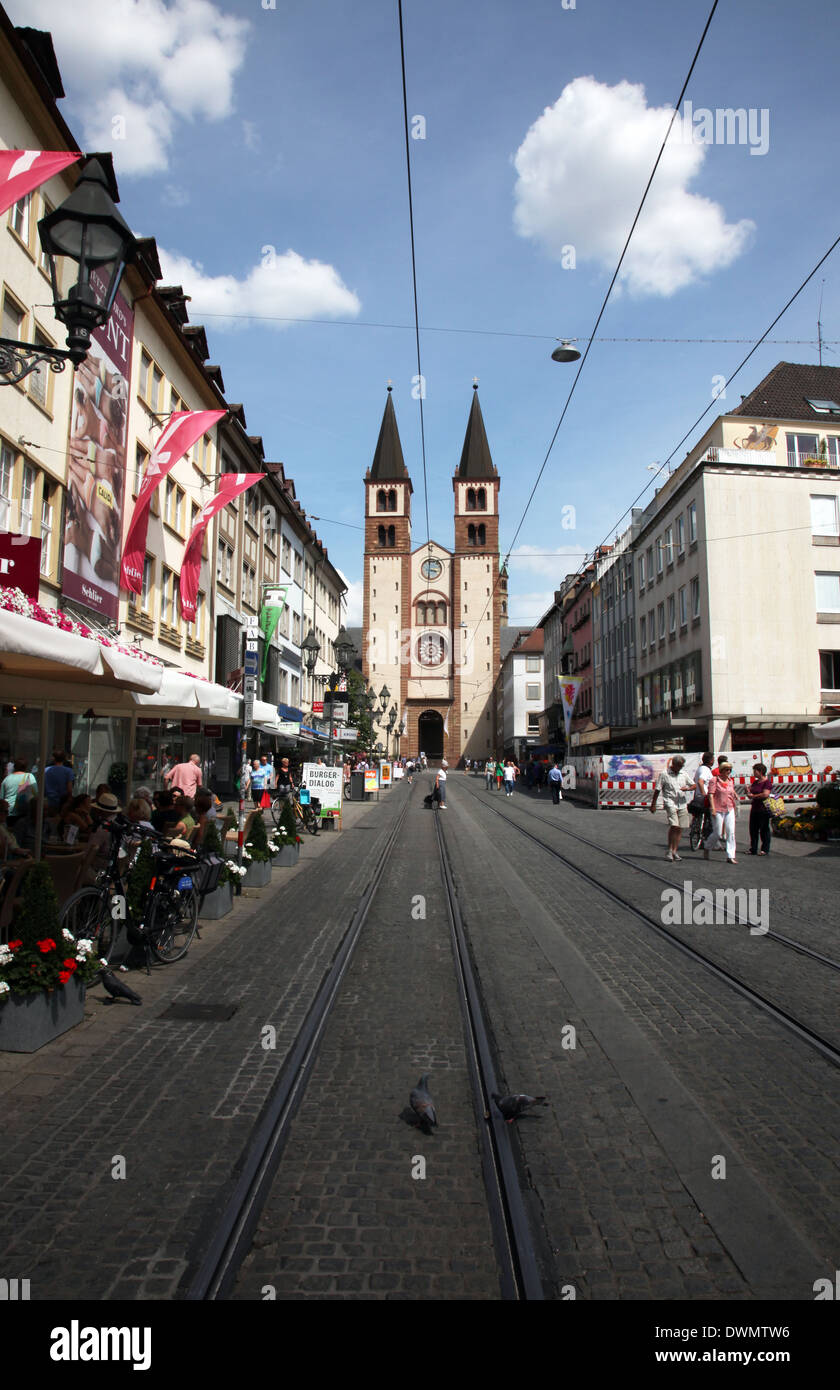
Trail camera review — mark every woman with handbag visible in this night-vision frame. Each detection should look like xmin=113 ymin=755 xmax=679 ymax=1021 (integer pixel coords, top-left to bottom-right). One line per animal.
xmin=748 ymin=763 xmax=777 ymax=856
xmin=703 ymin=760 xmax=739 ymax=864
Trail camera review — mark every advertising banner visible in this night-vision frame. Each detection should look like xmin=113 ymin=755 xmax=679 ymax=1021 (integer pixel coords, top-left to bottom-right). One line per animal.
xmin=63 ymin=272 xmax=134 ymax=620
xmin=302 ymin=763 xmax=342 ymax=810
xmin=178 ymin=470 xmax=262 ymax=621
xmin=380 ymin=762 xmax=392 ymax=787
xmin=260 ymin=584 xmax=289 ymax=680
xmin=364 ymin=769 xmax=378 ymax=793
xmin=559 ymin=677 xmax=583 ymax=740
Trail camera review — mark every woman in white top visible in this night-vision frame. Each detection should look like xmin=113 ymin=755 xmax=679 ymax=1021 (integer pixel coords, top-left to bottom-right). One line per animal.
xmin=435 ymin=761 xmax=447 ymax=808
xmin=503 ymin=760 xmax=517 ymax=798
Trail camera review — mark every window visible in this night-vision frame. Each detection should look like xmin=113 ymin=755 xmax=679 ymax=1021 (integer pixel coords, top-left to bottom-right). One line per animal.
xmin=377 ymin=489 xmax=387 ymax=511
xmin=638 ymin=555 xmax=646 ymax=589
xmin=417 ymin=632 xmax=446 ymax=666
xmin=657 ymin=603 xmax=665 ymax=640
xmin=676 ymin=514 xmax=685 ymax=554
xmin=811 ymin=495 xmax=839 ymax=537
xmin=2 ymin=292 xmax=24 ymax=343
xmin=815 ymin=572 xmax=840 ymax=613
xmin=467 ymin=487 xmax=477 ymax=511
xmin=820 ymin=650 xmax=840 ymax=689
xmin=294 ymin=552 xmax=303 ymax=583
xmin=690 ymin=577 xmax=700 ymax=619
xmin=0 ymin=442 xmax=14 ymax=529
xmin=28 ymin=330 xmax=52 ymax=409
xmin=216 ymin=540 xmax=233 ymax=589
xmin=786 ymin=433 xmax=819 ymax=467
xmin=525 ymin=655 xmax=540 ymax=672
xmin=9 ymin=194 xmax=30 ymax=245
xmin=292 ymin=611 xmax=301 ymax=644
xmin=282 ymin=538 xmax=292 ymax=574
xmin=40 ymin=485 xmax=53 ymax=574
xmin=668 ymin=595 xmax=676 ymax=633
xmin=827 ymin=438 xmax=840 ymax=467
xmin=648 ymin=607 xmax=655 ymax=643
xmin=687 ymin=501 xmax=697 ymax=543
xmin=527 ymin=713 xmax=540 ymax=733
xmin=160 ymin=568 xmax=178 ymax=628
xmin=467 ymin=523 xmax=486 ymax=546
xmin=655 ymin=538 xmax=663 ymax=575
xmin=640 ymin=615 xmax=647 ymax=649
xmin=151 ymin=363 xmax=163 ymax=413
xmin=664 ymin=526 xmax=674 ymax=565
xmin=678 ymin=585 xmax=687 ymax=627
xmin=20 ymin=463 xmax=35 ymax=535
xmin=477 ymin=487 xmax=486 ymax=509
xmin=194 ymin=591 xmax=205 ymax=643
xmin=806 ymin=399 xmax=840 ymax=415
xmin=646 ymin=546 xmax=653 ymax=582
xmin=242 ymin=562 xmax=256 ymax=608
xmin=526 ymin=683 xmax=540 ymax=700
xmin=131 ymin=555 xmax=155 ymax=614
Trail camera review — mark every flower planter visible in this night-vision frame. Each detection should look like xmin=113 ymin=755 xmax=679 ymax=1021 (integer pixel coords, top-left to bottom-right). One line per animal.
xmin=273 ymin=844 xmax=299 ymax=868
xmin=199 ymin=882 xmax=234 ymax=919
xmin=242 ymin=859 xmax=272 ymax=889
xmin=0 ymin=977 xmax=86 ymax=1053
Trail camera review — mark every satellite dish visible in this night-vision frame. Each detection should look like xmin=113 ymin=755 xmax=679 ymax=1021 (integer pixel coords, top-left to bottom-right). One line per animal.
xmin=551 ymin=340 xmax=581 ymax=363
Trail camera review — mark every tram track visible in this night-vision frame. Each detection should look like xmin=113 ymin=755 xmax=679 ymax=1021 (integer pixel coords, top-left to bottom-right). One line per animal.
xmin=183 ymin=782 xmax=545 ymax=1301
xmin=458 ymin=778 xmax=840 ymax=1071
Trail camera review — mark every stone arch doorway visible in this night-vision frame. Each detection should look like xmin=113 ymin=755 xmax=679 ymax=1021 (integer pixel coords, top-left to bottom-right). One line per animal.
xmin=418 ymin=710 xmax=444 ymax=760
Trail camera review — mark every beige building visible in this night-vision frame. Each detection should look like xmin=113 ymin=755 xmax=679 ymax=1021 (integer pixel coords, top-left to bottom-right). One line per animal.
xmin=634 ymin=362 xmax=840 ymax=752
xmin=362 ymin=386 xmax=502 ymax=762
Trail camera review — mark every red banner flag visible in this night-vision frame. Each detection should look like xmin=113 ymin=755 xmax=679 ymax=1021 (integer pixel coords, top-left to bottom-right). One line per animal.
xmin=0 ymin=150 xmax=81 ymax=218
xmin=120 ymin=410 xmax=225 ymax=594
xmin=179 ymin=472 xmax=263 ymax=621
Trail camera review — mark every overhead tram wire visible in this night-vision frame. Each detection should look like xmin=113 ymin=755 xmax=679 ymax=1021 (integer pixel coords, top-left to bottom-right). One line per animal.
xmin=559 ymin=227 xmax=840 ymax=593
xmin=460 ymin=0 xmax=721 ymax=666
xmin=398 ymin=0 xmax=431 ymax=553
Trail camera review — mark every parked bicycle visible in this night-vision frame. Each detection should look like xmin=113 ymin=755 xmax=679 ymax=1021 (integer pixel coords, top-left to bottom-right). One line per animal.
xmin=270 ymin=785 xmax=321 ymax=836
xmin=689 ymin=802 xmax=713 ymax=851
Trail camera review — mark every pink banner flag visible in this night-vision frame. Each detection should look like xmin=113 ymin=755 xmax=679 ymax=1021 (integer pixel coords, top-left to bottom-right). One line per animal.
xmin=179 ymin=471 xmax=263 ymax=621
xmin=120 ymin=410 xmax=225 ymax=594
xmin=560 ymin=676 xmax=582 ymax=739
xmin=0 ymin=150 xmax=80 ymax=218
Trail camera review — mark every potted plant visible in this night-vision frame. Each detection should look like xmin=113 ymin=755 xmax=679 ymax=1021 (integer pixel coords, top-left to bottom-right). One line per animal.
xmin=240 ymin=810 xmax=273 ymax=888
xmin=197 ymin=820 xmax=236 ymax=919
xmin=0 ymin=861 xmax=103 ymax=1052
xmin=273 ymin=799 xmax=302 ymax=867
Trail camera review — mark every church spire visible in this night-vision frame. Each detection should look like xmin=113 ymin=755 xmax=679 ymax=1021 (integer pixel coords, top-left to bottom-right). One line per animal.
xmin=369 ymin=386 xmax=410 ymax=481
xmin=456 ymin=384 xmax=498 ymax=479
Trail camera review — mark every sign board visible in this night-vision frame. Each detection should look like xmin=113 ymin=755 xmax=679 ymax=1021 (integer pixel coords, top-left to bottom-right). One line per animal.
xmin=182 ymin=719 xmax=201 ymax=734
xmin=244 ymin=651 xmax=259 ymax=677
xmin=246 ymin=621 xmax=260 ymax=638
xmin=274 ymin=721 xmax=301 ymax=736
xmin=380 ymin=762 xmax=392 ymax=787
xmin=245 ymin=638 xmax=259 ymax=653
xmin=326 ymin=702 xmax=349 ymax=723
xmin=339 ymin=728 xmax=358 ymax=741
xmin=244 ymin=675 xmax=257 ymax=698
xmin=393 ymin=765 xmax=405 ymax=778
xmin=0 ymin=533 xmax=40 ymax=601
xmin=244 ymin=702 xmax=254 ymax=730
xmin=302 ymin=763 xmax=343 ymax=811
xmin=364 ymin=769 xmax=378 ymax=793
xmin=312 ymin=701 xmax=323 ymax=714
xmin=137 ymin=717 xmax=161 ymax=727
xmin=204 ymin=724 xmax=222 ymax=738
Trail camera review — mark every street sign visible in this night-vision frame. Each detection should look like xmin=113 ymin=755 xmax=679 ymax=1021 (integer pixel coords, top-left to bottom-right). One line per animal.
xmin=312 ymin=701 xmax=323 ymax=714
xmin=244 ymin=700 xmax=254 ymax=729
xmin=245 ymin=638 xmax=259 ymax=653
xmin=328 ymin=702 xmax=349 ymax=723
xmin=244 ymin=650 xmax=259 ymax=676
xmin=244 ymin=675 xmax=257 ymax=698
xmin=339 ymin=728 xmax=358 ymax=741
xmin=246 ymin=621 xmax=260 ymax=638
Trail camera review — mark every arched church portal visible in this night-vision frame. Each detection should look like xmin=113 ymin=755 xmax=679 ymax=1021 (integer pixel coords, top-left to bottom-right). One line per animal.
xmin=417 ymin=710 xmax=444 ymax=759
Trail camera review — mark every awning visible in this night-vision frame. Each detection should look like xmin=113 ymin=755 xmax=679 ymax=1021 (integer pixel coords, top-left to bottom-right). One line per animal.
xmin=277 ymin=702 xmax=305 ymax=721
xmin=132 ymin=672 xmax=241 ymax=721
xmin=0 ymin=609 xmax=163 ymax=693
xmin=811 ymin=718 xmax=840 ymax=741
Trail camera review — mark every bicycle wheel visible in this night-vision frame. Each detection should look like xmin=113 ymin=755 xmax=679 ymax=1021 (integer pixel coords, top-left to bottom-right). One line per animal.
xmin=270 ymin=797 xmax=282 ymax=827
xmin=147 ymin=885 xmax=199 ymax=963
xmin=60 ymin=887 xmax=116 ymax=959
xmin=689 ymin=816 xmax=702 ymax=852
xmin=303 ymin=805 xmax=319 ymax=836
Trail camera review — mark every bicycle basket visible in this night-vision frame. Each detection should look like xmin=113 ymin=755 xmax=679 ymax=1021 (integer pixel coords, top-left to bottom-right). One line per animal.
xmin=299 ymin=787 xmax=310 ymax=805
xmin=193 ymin=853 xmax=224 ymax=896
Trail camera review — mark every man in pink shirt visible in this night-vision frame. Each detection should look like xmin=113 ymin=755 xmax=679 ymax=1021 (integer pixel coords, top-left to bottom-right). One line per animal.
xmin=164 ymin=753 xmax=203 ymax=800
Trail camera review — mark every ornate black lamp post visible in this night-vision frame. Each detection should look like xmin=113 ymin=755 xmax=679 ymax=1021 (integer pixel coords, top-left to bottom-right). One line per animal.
xmin=325 ymin=628 xmax=357 ymax=767
xmin=1 ymin=160 xmax=137 ymax=385
xmin=301 ymin=628 xmax=320 ymax=712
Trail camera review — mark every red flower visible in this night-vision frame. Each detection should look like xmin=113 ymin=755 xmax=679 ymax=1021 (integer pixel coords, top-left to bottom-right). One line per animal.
xmin=7 ymin=939 xmax=22 ymax=951
xmin=58 ymin=970 xmax=72 ymax=984
xmin=62 ymin=959 xmax=77 ymax=972
xmin=37 ymin=938 xmax=57 ymax=953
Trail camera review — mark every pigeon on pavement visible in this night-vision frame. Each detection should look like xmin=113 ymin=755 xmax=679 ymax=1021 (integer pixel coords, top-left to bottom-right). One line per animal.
xmin=492 ymin=1092 xmax=548 ymax=1123
xmin=101 ymin=969 xmax=142 ymax=1005
xmin=410 ymin=1074 xmax=437 ymax=1134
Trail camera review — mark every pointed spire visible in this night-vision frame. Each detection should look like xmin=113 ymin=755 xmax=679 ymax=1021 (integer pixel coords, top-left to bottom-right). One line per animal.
xmin=457 ymin=385 xmax=497 ymax=479
xmin=369 ymin=388 xmax=409 ymax=480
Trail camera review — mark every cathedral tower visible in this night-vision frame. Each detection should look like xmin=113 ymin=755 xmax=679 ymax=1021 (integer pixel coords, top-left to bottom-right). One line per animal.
xmin=363 ymin=388 xmax=412 ymax=738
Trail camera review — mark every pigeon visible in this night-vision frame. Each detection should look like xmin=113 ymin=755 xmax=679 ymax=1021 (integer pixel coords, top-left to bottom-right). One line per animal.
xmin=409 ymin=1074 xmax=437 ymax=1134
xmin=398 ymin=1106 xmax=422 ymax=1129
xmin=492 ymin=1092 xmax=548 ymax=1123
xmin=101 ymin=969 xmax=142 ymax=1006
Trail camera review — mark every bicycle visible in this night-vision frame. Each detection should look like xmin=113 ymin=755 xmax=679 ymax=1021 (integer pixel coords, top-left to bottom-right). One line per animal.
xmin=270 ymin=785 xmax=320 ymax=835
xmin=688 ymin=803 xmax=712 ymax=851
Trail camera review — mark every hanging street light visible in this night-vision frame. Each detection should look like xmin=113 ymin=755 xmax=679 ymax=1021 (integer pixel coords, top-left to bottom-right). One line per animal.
xmin=551 ymin=339 xmax=581 ymax=364
xmin=301 ymin=628 xmax=320 ymax=673
xmin=1 ymin=159 xmax=137 ymax=386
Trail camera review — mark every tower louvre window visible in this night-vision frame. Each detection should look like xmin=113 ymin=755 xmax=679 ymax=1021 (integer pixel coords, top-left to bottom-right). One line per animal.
xmin=377 ymin=490 xmax=387 ymax=511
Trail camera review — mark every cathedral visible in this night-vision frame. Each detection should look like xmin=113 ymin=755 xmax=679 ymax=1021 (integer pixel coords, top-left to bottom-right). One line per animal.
xmin=362 ymin=385 xmax=506 ymax=764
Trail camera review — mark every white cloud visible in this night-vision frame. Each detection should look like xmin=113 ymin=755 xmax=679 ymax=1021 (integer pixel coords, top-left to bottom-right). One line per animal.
xmin=513 ymin=76 xmax=755 ymax=296
xmin=157 ymin=247 xmax=361 ymax=328
xmin=340 ymin=577 xmax=364 ymax=627
xmin=10 ymin=0 xmax=249 ymax=175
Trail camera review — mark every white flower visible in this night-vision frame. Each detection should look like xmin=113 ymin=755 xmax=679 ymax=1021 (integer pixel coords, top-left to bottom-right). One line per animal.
xmin=99 ymin=958 xmax=108 ymax=967
xmin=0 ymin=981 xmax=9 ymax=994
xmin=62 ymin=928 xmax=75 ymax=942
xmin=75 ymin=939 xmax=94 ymax=955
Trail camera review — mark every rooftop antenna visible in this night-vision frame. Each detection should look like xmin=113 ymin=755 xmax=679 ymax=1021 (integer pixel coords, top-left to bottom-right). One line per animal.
xmin=817 ymin=280 xmax=825 ymax=365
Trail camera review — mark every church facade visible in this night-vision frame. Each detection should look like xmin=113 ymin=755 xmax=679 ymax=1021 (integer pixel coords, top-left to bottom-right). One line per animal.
xmin=361 ymin=386 xmax=506 ymax=764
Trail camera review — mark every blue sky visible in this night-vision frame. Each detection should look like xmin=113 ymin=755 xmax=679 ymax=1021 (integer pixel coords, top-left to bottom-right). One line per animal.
xmin=14 ymin=0 xmax=840 ymax=624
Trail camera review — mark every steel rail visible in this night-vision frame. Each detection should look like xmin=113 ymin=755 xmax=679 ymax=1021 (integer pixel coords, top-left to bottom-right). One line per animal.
xmin=433 ymin=811 xmax=545 ymax=1301
xmin=459 ymin=782 xmax=840 ymax=1072
xmin=185 ymin=792 xmax=413 ymax=1301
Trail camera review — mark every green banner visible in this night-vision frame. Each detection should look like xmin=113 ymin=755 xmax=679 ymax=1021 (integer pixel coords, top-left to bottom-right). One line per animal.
xmin=260 ymin=585 xmax=289 ymax=681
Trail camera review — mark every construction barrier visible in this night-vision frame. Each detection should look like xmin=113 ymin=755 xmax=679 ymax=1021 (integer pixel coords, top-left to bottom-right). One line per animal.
xmin=564 ymin=752 xmax=838 ymax=810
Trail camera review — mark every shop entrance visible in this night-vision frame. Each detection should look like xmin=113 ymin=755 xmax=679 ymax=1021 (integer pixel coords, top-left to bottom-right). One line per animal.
xmin=418 ymin=710 xmax=444 ymax=760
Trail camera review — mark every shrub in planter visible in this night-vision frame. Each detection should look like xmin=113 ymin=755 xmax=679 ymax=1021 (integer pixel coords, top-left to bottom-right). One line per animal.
xmin=0 ymin=861 xmax=102 ymax=1002
xmin=274 ymin=799 xmax=302 ymax=854
xmin=201 ymin=820 xmax=233 ymax=886
xmin=816 ymin=784 xmax=840 ymax=812
xmin=244 ymin=810 xmax=273 ymax=864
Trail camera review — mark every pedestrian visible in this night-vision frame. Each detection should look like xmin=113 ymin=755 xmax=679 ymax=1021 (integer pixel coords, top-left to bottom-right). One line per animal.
xmin=250 ymin=758 xmax=267 ymax=807
xmin=547 ymin=760 xmax=564 ymax=805
xmin=649 ymin=754 xmax=696 ymax=861
xmin=435 ymin=760 xmax=447 ymax=808
xmin=485 ymin=759 xmax=494 ymax=791
xmin=747 ymin=762 xmax=774 ymax=856
xmin=406 ymin=758 xmax=415 ymax=785
xmin=503 ymin=759 xmax=517 ymax=798
xmin=151 ymin=788 xmax=180 ymax=836
xmin=690 ymin=751 xmax=714 ymax=841
xmin=44 ymin=751 xmax=74 ymax=812
xmin=275 ymin=757 xmax=293 ymax=800
xmin=495 ymin=758 xmax=504 ymax=792
xmin=703 ymin=759 xmax=739 ymax=864
xmin=1 ymin=757 xmax=37 ymax=818
xmin=164 ymin=752 xmax=203 ymax=800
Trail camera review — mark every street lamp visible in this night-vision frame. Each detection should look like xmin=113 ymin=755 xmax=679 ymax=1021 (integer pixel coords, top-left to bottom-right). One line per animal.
xmin=301 ymin=628 xmax=320 ymax=715
xmin=326 ymin=629 xmax=357 ymax=768
xmin=1 ymin=159 xmax=137 ymax=386
xmin=551 ymin=339 xmax=581 ymax=364
xmin=387 ymin=705 xmax=397 ymax=757
xmin=378 ymin=684 xmax=390 ymax=716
